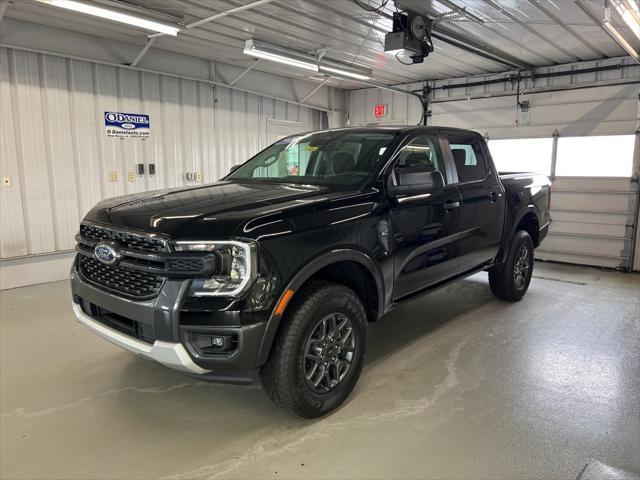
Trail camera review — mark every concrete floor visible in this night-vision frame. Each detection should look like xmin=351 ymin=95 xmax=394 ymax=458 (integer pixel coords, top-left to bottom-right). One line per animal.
xmin=1 ymin=262 xmax=639 ymax=479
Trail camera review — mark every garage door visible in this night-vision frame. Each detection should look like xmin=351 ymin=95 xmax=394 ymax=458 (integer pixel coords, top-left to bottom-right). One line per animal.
xmin=536 ymin=176 xmax=637 ymax=269
xmin=489 ymin=134 xmax=638 ymax=270
xmin=534 ymin=134 xmax=638 ymax=270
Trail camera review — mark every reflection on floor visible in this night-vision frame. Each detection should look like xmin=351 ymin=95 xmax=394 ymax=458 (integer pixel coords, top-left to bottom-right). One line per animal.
xmin=1 ymin=262 xmax=639 ymax=479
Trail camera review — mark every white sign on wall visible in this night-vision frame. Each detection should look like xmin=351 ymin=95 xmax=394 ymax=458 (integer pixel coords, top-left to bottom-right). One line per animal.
xmin=104 ymin=111 xmax=150 ymax=139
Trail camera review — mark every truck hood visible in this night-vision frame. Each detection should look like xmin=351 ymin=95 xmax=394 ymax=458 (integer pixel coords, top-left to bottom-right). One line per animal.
xmin=84 ymin=181 xmax=360 ymax=239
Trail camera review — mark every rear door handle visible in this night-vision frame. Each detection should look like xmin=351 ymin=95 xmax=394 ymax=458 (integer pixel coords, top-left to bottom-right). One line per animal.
xmin=444 ymin=201 xmax=460 ymax=210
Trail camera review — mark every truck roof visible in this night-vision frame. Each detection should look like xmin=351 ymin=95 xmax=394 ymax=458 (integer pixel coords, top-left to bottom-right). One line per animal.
xmin=310 ymin=125 xmax=481 ymax=136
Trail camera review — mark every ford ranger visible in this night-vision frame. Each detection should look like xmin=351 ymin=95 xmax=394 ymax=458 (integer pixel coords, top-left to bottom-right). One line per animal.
xmin=71 ymin=126 xmax=550 ymax=418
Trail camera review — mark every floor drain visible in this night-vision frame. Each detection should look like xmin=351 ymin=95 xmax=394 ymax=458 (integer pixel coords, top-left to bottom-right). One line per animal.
xmin=532 ymin=275 xmax=587 ymax=286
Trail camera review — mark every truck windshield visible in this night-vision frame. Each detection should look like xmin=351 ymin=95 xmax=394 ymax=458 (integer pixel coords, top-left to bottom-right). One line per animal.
xmin=226 ymin=131 xmax=397 ymax=187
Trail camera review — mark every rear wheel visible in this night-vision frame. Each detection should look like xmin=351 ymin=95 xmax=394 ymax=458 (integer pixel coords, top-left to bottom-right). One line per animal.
xmin=489 ymin=230 xmax=534 ymax=302
xmin=259 ymin=281 xmax=367 ymax=418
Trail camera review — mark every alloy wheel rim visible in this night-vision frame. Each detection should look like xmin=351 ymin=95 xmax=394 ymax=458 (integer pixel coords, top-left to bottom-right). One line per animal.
xmin=303 ymin=313 xmax=355 ymax=393
xmin=513 ymin=244 xmax=531 ymax=288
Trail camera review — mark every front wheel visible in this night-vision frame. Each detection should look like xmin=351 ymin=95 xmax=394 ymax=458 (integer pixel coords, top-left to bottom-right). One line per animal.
xmin=489 ymin=230 xmax=534 ymax=302
xmin=259 ymin=281 xmax=367 ymax=418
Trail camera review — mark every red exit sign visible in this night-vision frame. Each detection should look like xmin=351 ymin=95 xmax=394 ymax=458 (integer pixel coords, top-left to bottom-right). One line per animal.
xmin=374 ymin=104 xmax=387 ymax=117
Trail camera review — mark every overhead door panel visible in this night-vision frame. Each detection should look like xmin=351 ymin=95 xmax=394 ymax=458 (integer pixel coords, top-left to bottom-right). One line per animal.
xmin=536 ymin=177 xmax=636 ymax=269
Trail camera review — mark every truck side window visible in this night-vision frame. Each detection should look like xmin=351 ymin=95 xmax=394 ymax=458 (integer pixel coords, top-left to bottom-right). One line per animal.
xmin=393 ymin=134 xmax=444 ymax=178
xmin=447 ymin=135 xmax=488 ymax=183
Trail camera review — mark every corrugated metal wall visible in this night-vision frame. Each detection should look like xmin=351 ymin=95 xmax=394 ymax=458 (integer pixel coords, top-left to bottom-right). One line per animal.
xmin=0 ymin=46 xmax=323 ymax=260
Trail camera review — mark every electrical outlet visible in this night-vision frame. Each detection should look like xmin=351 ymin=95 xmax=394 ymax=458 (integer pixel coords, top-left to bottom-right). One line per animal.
xmin=185 ymin=172 xmax=194 ymax=181
xmin=128 ymin=171 xmax=135 ymax=182
xmin=2 ymin=176 xmax=11 ymax=187
xmin=109 ymin=171 xmax=118 ymax=182
xmin=196 ymin=172 xmax=202 ymax=182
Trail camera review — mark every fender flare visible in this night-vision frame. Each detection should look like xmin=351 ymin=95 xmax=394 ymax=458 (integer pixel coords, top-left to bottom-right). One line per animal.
xmin=256 ymin=248 xmax=385 ymax=366
xmin=497 ymin=205 xmax=540 ymax=263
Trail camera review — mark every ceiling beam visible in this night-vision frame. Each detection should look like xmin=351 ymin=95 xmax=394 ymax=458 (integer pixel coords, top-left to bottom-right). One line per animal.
xmin=130 ymin=37 xmax=156 ymax=66
xmin=430 ymin=28 xmax=530 ymax=70
xmin=185 ymin=0 xmax=277 ymax=30
xmin=433 ymin=0 xmax=486 ymax=25
xmin=301 ymin=76 xmax=331 ymax=103
xmin=527 ymin=0 xmax=608 ymax=58
xmin=229 ymin=59 xmax=260 ymax=85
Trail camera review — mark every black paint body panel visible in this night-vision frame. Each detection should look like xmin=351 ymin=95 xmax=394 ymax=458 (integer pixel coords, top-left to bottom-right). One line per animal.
xmin=72 ymin=126 xmax=551 ymax=381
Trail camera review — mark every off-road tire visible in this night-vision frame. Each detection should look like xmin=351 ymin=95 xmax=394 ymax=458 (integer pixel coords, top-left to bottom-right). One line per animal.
xmin=259 ymin=281 xmax=367 ymax=418
xmin=489 ymin=230 xmax=534 ymax=302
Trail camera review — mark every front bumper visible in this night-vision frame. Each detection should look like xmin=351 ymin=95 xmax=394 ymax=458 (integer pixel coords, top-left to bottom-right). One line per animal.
xmin=71 ymin=264 xmax=268 ymax=384
xmin=72 ymin=303 xmax=209 ymax=374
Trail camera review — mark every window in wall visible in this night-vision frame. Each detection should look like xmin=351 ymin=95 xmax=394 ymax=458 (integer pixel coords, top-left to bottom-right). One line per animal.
xmin=555 ymin=135 xmax=635 ymax=177
xmin=488 ymin=138 xmax=553 ymax=175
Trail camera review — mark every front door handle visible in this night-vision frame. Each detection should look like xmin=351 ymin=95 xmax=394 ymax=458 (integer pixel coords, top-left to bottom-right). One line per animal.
xmin=444 ymin=201 xmax=460 ymax=211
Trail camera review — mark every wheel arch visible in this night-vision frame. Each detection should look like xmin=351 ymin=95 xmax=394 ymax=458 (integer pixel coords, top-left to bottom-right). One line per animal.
xmin=256 ymin=248 xmax=385 ymax=366
xmin=496 ymin=206 xmax=541 ymax=265
xmin=514 ymin=208 xmax=541 ymax=247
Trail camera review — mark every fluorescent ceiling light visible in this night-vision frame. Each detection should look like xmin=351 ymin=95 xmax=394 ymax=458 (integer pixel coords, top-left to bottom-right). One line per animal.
xmin=36 ymin=0 xmax=179 ymax=36
xmin=603 ymin=20 xmax=640 ymax=61
xmin=243 ymin=39 xmax=318 ymax=71
xmin=612 ymin=0 xmax=640 ymax=40
xmin=319 ymin=64 xmax=372 ymax=81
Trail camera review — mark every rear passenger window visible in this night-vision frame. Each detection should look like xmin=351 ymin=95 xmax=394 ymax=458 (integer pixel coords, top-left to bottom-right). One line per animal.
xmin=447 ymin=135 xmax=488 ymax=183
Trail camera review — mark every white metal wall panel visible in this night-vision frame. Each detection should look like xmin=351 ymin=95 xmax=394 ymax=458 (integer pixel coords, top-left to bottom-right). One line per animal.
xmin=0 ymin=47 xmax=322 ymax=268
xmin=349 ymin=82 xmax=423 ymax=127
xmin=0 ymin=49 xmax=27 ymax=258
xmin=11 ymin=50 xmax=56 ymax=255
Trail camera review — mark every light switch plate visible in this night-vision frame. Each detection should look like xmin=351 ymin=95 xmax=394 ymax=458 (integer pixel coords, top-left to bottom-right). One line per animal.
xmin=2 ymin=176 xmax=11 ymax=187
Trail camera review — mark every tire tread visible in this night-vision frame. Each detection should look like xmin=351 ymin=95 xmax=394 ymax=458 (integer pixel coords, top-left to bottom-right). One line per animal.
xmin=260 ymin=280 xmax=366 ymax=418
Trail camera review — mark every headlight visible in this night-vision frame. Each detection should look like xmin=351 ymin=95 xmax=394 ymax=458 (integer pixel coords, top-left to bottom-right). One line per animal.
xmin=173 ymin=240 xmax=257 ymax=297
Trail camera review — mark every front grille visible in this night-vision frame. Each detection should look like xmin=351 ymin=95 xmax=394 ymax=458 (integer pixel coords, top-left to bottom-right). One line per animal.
xmin=81 ymin=300 xmax=155 ymax=343
xmin=79 ymin=255 xmax=164 ymax=299
xmin=80 ymin=224 xmax=166 ymax=253
xmin=165 ymin=258 xmax=205 ymax=272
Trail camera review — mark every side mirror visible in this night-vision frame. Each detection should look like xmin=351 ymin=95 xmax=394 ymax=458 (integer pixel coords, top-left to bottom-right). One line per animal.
xmin=388 ymin=168 xmax=444 ymax=197
xmin=229 ymin=165 xmax=241 ymax=175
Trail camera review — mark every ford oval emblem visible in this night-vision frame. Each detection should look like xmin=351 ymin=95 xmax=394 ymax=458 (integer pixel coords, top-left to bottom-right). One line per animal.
xmin=94 ymin=241 xmax=120 ymax=266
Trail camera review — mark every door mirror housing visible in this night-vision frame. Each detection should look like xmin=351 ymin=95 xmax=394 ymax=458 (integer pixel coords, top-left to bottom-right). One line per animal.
xmin=388 ymin=168 xmax=445 ymax=197
xmin=229 ymin=165 xmax=241 ymax=175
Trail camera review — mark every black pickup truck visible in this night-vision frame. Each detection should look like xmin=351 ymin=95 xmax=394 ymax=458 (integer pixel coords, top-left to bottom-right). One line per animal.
xmin=71 ymin=126 xmax=550 ymax=418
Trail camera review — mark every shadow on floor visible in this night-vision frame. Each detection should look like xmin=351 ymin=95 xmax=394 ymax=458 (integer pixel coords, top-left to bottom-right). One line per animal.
xmin=366 ymin=276 xmax=494 ymax=365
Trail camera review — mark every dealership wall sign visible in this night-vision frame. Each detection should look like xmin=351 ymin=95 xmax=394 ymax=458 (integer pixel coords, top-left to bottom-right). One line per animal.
xmin=104 ymin=112 xmax=150 ymax=139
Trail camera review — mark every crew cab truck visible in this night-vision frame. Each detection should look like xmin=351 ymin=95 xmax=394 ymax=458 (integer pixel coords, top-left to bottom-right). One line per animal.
xmin=71 ymin=126 xmax=550 ymax=418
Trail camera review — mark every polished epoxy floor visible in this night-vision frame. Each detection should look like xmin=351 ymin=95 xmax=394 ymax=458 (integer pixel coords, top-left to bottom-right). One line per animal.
xmin=1 ymin=262 xmax=639 ymax=479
